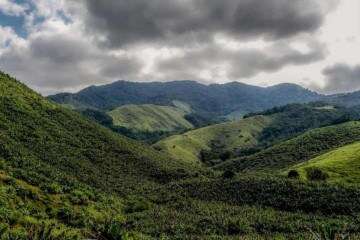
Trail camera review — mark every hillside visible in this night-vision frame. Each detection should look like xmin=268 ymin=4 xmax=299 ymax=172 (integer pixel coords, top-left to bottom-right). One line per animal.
xmin=292 ymin=141 xmax=360 ymax=184
xmin=0 ymin=72 xmax=196 ymax=196
xmin=157 ymin=103 xmax=357 ymax=166
xmin=324 ymin=91 xmax=360 ymax=107
xmin=217 ymin=121 xmax=360 ymax=172
xmin=108 ymin=104 xmax=193 ymax=132
xmin=49 ymin=80 xmax=321 ymax=119
xmin=3 ymin=72 xmax=360 ymax=238
xmin=154 ymin=115 xmax=272 ymax=165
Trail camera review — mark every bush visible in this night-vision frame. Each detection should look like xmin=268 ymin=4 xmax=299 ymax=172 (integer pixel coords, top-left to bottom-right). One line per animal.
xmin=42 ymin=183 xmax=63 ymax=194
xmin=227 ymin=220 xmax=252 ymax=235
xmin=306 ymin=168 xmax=329 ymax=181
xmin=124 ymin=198 xmax=151 ymax=214
xmin=105 ymin=215 xmax=126 ymax=239
xmin=287 ymin=170 xmax=300 ymax=179
xmin=222 ymin=170 xmax=235 ymax=179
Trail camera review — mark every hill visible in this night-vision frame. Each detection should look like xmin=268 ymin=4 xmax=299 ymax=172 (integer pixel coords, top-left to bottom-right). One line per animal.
xmin=291 ymin=141 xmax=360 ymax=184
xmin=157 ymin=103 xmax=357 ymax=166
xmin=217 ymin=121 xmax=360 ymax=172
xmin=324 ymin=91 xmax=360 ymax=107
xmin=154 ymin=115 xmax=272 ymax=165
xmin=3 ymin=72 xmax=360 ymax=238
xmin=49 ymin=80 xmax=321 ymax=119
xmin=0 ymin=72 xmax=196 ymax=195
xmin=108 ymin=104 xmax=193 ymax=132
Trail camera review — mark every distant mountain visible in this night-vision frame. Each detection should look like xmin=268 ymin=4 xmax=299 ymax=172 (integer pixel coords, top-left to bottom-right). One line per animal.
xmin=49 ymin=80 xmax=322 ymax=118
xmin=324 ymin=90 xmax=360 ymax=107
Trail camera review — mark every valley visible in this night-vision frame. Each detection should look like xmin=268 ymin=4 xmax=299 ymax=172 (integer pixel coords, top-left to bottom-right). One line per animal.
xmin=1 ymin=72 xmax=360 ymax=239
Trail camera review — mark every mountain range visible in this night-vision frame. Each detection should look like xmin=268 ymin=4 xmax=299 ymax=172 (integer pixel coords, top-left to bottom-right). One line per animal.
xmin=49 ymin=80 xmax=321 ymax=117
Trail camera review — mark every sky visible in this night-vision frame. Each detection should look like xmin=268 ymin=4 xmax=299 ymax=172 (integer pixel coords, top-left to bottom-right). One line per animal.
xmin=0 ymin=0 xmax=359 ymax=95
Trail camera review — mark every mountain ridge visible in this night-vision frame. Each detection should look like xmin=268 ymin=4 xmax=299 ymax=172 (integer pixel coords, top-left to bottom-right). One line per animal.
xmin=49 ymin=80 xmax=321 ymax=119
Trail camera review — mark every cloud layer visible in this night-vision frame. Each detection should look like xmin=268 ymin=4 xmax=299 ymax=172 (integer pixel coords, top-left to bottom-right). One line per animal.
xmin=0 ymin=0 xmax=342 ymax=94
xmin=84 ymin=0 xmax=335 ymax=47
xmin=322 ymin=64 xmax=360 ymax=94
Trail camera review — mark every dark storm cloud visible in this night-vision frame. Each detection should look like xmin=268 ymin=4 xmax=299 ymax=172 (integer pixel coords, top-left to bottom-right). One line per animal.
xmin=83 ymin=0 xmax=336 ymax=48
xmin=156 ymin=40 xmax=326 ymax=80
xmin=321 ymin=64 xmax=360 ymax=94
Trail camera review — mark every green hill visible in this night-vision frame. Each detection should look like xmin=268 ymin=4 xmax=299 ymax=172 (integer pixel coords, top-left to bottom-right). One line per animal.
xmin=217 ymin=121 xmax=360 ymax=172
xmin=154 ymin=115 xmax=272 ymax=165
xmin=108 ymin=104 xmax=193 ymax=132
xmin=3 ymin=72 xmax=360 ymax=238
xmin=0 ymin=72 xmax=196 ymax=195
xmin=291 ymin=141 xmax=360 ymax=184
xmin=156 ymin=103 xmax=358 ymax=166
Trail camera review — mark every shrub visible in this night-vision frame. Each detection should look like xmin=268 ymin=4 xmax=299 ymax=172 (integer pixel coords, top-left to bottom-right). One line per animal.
xmin=105 ymin=215 xmax=126 ymax=239
xmin=8 ymin=226 xmax=27 ymax=240
xmin=43 ymin=183 xmax=63 ymax=194
xmin=227 ymin=220 xmax=252 ymax=235
xmin=220 ymin=151 xmax=232 ymax=161
xmin=124 ymin=198 xmax=151 ymax=214
xmin=287 ymin=170 xmax=300 ymax=179
xmin=69 ymin=190 xmax=91 ymax=205
xmin=306 ymin=168 xmax=329 ymax=181
xmin=222 ymin=170 xmax=235 ymax=179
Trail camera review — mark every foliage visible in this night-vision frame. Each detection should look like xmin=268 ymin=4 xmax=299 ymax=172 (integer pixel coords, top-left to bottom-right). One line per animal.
xmin=293 ymin=141 xmax=360 ymax=184
xmin=218 ymin=121 xmax=360 ymax=172
xmin=155 ymin=115 xmax=271 ymax=165
xmin=306 ymin=168 xmax=329 ymax=181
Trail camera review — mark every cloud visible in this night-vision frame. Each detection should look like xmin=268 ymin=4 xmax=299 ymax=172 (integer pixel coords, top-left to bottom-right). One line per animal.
xmin=155 ymin=40 xmax=326 ymax=80
xmin=0 ymin=0 xmax=341 ymax=94
xmin=0 ymin=0 xmax=28 ymax=16
xmin=321 ymin=64 xmax=360 ymax=94
xmin=0 ymin=30 xmax=142 ymax=94
xmin=83 ymin=0 xmax=337 ymax=48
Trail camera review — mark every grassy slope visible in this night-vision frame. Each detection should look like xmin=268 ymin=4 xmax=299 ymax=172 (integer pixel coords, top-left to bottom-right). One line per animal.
xmin=108 ymin=104 xmax=193 ymax=132
xmin=2 ymin=73 xmax=360 ymax=238
xmin=154 ymin=116 xmax=272 ymax=165
xmin=0 ymin=167 xmax=130 ymax=239
xmin=0 ymin=72 xmax=196 ymax=195
xmin=293 ymin=141 xmax=360 ymax=184
xmin=217 ymin=121 xmax=360 ymax=172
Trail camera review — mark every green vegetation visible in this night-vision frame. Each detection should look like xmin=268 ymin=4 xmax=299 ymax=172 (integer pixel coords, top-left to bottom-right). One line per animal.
xmin=0 ymin=72 xmax=197 ymax=195
xmin=49 ymin=80 xmax=320 ymax=121
xmin=108 ymin=104 xmax=193 ymax=133
xmin=246 ymin=103 xmax=358 ymax=146
xmin=154 ymin=115 xmax=272 ymax=165
xmin=3 ymin=71 xmax=360 ymax=239
xmin=218 ymin=121 xmax=360 ymax=172
xmin=292 ymin=141 xmax=360 ymax=184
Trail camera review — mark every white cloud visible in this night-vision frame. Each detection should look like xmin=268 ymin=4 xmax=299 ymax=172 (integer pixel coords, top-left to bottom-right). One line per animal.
xmin=0 ymin=0 xmax=27 ymax=16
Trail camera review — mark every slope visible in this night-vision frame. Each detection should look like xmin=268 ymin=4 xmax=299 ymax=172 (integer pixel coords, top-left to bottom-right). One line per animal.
xmin=0 ymin=72 xmax=196 ymax=195
xmin=217 ymin=121 xmax=360 ymax=172
xmin=108 ymin=104 xmax=193 ymax=132
xmin=154 ymin=115 xmax=272 ymax=165
xmin=292 ymin=141 xmax=360 ymax=184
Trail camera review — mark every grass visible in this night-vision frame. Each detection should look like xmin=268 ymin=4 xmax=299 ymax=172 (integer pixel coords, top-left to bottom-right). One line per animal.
xmin=108 ymin=104 xmax=193 ymax=132
xmin=3 ymin=71 xmax=360 ymax=239
xmin=217 ymin=121 xmax=360 ymax=172
xmin=154 ymin=115 xmax=272 ymax=165
xmin=0 ymin=72 xmax=198 ymax=195
xmin=292 ymin=141 xmax=360 ymax=184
